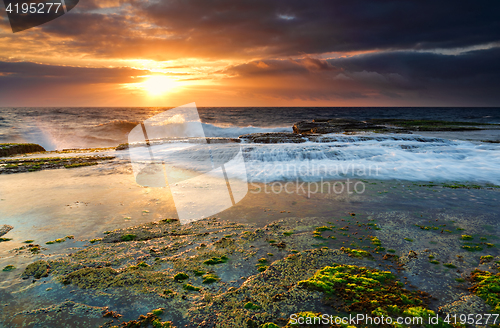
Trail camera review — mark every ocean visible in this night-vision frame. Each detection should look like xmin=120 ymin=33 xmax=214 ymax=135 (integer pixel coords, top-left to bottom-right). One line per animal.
xmin=1 ymin=107 xmax=500 ymax=184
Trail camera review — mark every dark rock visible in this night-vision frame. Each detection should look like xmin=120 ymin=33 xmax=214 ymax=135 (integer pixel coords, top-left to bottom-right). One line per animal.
xmin=292 ymin=121 xmax=331 ymax=134
xmin=293 ymin=119 xmax=387 ymax=135
xmin=313 ymin=118 xmax=360 ymax=124
xmin=239 ymin=133 xmax=307 ymax=143
xmin=0 ymin=143 xmax=46 ymax=157
xmin=272 ymin=242 xmax=286 ymax=249
xmin=0 ymin=225 xmax=13 ymax=237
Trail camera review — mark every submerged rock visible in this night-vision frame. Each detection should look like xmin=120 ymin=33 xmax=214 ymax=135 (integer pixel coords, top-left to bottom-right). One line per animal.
xmin=239 ymin=133 xmax=307 ymax=143
xmin=293 ymin=119 xmax=388 ymax=135
xmin=0 ymin=225 xmax=13 ymax=237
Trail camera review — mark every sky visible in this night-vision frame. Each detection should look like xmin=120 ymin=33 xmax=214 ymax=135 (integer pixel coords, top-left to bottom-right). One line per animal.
xmin=0 ymin=0 xmax=499 ymax=107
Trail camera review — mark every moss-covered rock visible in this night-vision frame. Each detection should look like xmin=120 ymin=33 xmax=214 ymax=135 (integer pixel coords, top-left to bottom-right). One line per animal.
xmin=22 ymin=260 xmax=50 ymax=279
xmin=298 ymin=263 xmax=428 ymax=314
xmin=470 ymin=269 xmax=500 ymax=313
xmin=0 ymin=143 xmax=45 ymax=157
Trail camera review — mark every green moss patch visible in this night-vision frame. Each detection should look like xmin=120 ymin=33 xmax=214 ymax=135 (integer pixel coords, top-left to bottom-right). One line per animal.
xmin=203 ymin=255 xmax=228 ymax=265
xmin=121 ymin=234 xmax=137 ymax=242
xmin=117 ymin=310 xmax=176 ymax=328
xmin=174 ymin=272 xmax=189 ymax=281
xmin=340 ymin=247 xmax=372 ymax=258
xmin=22 ymin=260 xmax=50 ymax=279
xmin=0 ymin=154 xmax=113 ymax=174
xmin=462 ymin=244 xmax=483 ymax=252
xmin=183 ymin=283 xmax=200 ymax=291
xmin=202 ymin=273 xmax=219 ymax=284
xmin=470 ymin=270 xmax=500 ymax=313
xmin=244 ymin=302 xmax=261 ymax=310
xmin=480 ymin=255 xmax=494 ymax=264
xmin=46 ymin=236 xmax=74 ymax=245
xmin=261 ymin=323 xmax=279 ymax=328
xmin=151 ymin=308 xmax=164 ymax=316
xmin=193 ymin=269 xmax=206 ymax=276
xmin=298 ymin=264 xmax=429 ymax=314
xmin=2 ymin=265 xmax=16 ymax=272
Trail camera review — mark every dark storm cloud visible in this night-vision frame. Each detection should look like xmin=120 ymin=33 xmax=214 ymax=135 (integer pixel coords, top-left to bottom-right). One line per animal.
xmin=0 ymin=61 xmax=151 ymax=106
xmin=132 ymin=0 xmax=500 ymax=54
xmin=37 ymin=0 xmax=500 ymax=59
xmin=222 ymin=47 xmax=500 ymax=105
xmin=0 ymin=61 xmax=148 ymax=85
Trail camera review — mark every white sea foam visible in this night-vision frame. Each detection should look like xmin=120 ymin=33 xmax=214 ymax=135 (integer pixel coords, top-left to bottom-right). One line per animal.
xmin=126 ymin=133 xmax=500 ymax=184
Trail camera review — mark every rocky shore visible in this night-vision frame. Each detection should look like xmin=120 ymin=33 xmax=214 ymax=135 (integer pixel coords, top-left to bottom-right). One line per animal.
xmin=2 ymin=210 xmax=499 ymax=327
xmin=0 ymin=143 xmax=46 ymax=157
xmin=239 ymin=118 xmax=500 ymax=144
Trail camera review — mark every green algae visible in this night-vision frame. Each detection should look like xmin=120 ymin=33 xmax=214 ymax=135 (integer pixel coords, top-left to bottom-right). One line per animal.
xmin=46 ymin=236 xmax=73 ymax=245
xmin=261 ymin=323 xmax=279 ymax=328
xmin=183 ymin=283 xmax=200 ymax=291
xmin=202 ymin=273 xmax=219 ymax=284
xmin=121 ymin=234 xmax=137 ymax=241
xmin=112 ymin=309 xmax=176 ymax=328
xmin=193 ymin=269 xmax=206 ymax=276
xmin=0 ymin=154 xmax=113 ymax=173
xmin=203 ymin=255 xmax=228 ymax=265
xmin=151 ymin=308 xmax=164 ymax=316
xmin=480 ymin=255 xmax=494 ymax=264
xmin=298 ymin=264 xmax=428 ymax=314
xmin=340 ymin=247 xmax=372 ymax=258
xmin=2 ymin=265 xmax=16 ymax=272
xmin=22 ymin=260 xmax=50 ymax=279
xmin=462 ymin=245 xmax=483 ymax=252
xmin=244 ymin=302 xmax=261 ymax=310
xmin=10 ymin=214 xmax=489 ymax=327
xmin=174 ymin=272 xmax=189 ymax=281
xmin=0 ymin=238 xmax=12 ymax=242
xmin=256 ymin=257 xmax=270 ymax=272
xmin=64 ymin=162 xmax=99 ymax=168
xmin=470 ymin=270 xmax=500 ymax=313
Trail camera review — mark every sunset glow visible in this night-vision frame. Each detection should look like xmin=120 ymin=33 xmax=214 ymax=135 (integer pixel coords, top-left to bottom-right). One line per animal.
xmin=140 ymin=75 xmax=179 ymax=96
xmin=0 ymin=1 xmax=499 ymax=106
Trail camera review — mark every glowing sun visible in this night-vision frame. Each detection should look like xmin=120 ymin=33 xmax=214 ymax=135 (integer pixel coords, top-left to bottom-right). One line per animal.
xmin=141 ymin=75 xmax=178 ymax=96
